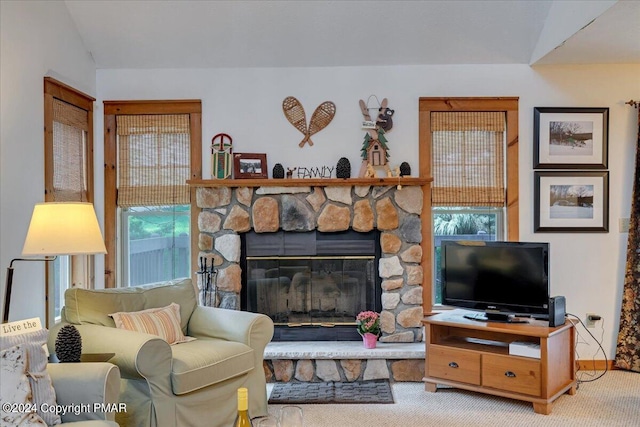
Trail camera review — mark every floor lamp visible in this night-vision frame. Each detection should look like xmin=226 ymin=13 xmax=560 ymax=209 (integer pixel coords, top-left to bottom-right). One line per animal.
xmin=2 ymin=202 xmax=107 ymax=323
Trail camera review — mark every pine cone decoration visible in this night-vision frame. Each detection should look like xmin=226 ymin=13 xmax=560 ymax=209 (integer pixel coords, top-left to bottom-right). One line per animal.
xmin=273 ymin=163 xmax=285 ymax=179
xmin=55 ymin=324 xmax=82 ymax=363
xmin=399 ymin=161 xmax=411 ymax=177
xmin=336 ymin=157 xmax=351 ymax=179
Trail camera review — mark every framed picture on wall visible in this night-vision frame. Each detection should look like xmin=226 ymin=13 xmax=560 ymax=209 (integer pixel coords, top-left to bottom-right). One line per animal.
xmin=233 ymin=153 xmax=268 ymax=179
xmin=533 ymin=107 xmax=609 ymax=169
xmin=534 ymin=171 xmax=609 ymax=232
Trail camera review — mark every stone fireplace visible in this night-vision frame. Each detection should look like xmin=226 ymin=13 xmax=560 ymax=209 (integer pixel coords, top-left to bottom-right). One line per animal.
xmin=192 ymin=182 xmax=425 ymax=343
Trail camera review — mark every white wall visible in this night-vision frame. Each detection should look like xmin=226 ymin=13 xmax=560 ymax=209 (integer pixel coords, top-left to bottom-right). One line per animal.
xmin=95 ymin=64 xmax=639 ymax=359
xmin=0 ymin=1 xmax=96 ymax=323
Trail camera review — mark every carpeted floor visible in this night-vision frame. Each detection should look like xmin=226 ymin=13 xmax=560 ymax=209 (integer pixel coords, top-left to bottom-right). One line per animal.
xmin=266 ymin=371 xmax=640 ymax=426
xmin=268 ymin=380 xmax=394 ymax=404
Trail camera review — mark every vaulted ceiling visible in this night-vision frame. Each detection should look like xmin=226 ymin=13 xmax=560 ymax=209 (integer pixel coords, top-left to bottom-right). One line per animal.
xmin=64 ymin=0 xmax=640 ymax=69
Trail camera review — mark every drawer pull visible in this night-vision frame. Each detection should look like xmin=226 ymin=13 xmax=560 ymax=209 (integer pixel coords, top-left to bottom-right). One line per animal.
xmin=504 ymin=371 xmax=516 ymax=378
xmin=448 ymin=362 xmax=459 ymax=368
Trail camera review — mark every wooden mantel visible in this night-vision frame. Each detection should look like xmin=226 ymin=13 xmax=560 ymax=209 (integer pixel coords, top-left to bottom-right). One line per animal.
xmin=187 ymin=177 xmax=431 ymax=188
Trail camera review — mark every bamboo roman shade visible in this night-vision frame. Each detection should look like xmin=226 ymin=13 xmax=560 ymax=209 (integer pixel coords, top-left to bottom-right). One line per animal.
xmin=52 ymin=99 xmax=89 ymax=201
xmin=117 ymin=114 xmax=190 ymax=207
xmin=431 ymin=112 xmax=506 ymax=207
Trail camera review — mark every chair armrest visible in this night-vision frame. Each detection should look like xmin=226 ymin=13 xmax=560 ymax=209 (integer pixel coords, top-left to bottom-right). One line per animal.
xmin=188 ymin=307 xmax=274 ymax=350
xmin=49 ymin=323 xmax=172 ymax=380
xmin=47 ymin=362 xmax=120 ymax=423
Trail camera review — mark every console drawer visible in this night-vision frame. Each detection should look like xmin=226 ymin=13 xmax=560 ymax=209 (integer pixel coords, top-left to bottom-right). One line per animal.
xmin=482 ymin=354 xmax=541 ymax=396
xmin=428 ymin=346 xmax=481 ymax=385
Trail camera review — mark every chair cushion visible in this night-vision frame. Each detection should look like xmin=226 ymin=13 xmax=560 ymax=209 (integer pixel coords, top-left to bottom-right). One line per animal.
xmin=64 ymin=279 xmax=197 ymax=334
xmin=110 ymin=303 xmax=196 ymax=345
xmin=170 ymin=338 xmax=255 ymax=395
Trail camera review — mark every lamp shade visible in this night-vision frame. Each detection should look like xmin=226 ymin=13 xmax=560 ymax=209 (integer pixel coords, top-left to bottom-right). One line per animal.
xmin=21 ymin=202 xmax=107 ymax=256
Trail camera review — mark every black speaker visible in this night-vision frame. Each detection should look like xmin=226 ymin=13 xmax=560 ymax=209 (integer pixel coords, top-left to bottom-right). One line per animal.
xmin=549 ymin=296 xmax=566 ymax=327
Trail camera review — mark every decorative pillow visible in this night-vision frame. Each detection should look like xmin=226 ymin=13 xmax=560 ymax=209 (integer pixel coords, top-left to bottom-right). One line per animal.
xmin=0 ymin=344 xmax=47 ymax=426
xmin=109 ymin=303 xmax=195 ymax=345
xmin=0 ymin=328 xmax=61 ymax=425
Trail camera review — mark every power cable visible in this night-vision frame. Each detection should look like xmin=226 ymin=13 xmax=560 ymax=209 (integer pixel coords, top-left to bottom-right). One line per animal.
xmin=566 ymin=312 xmax=608 ymax=385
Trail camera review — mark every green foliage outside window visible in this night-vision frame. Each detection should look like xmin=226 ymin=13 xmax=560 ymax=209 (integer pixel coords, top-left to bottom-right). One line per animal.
xmin=434 ymin=211 xmax=496 ymax=235
xmin=127 ymin=206 xmax=189 ymax=239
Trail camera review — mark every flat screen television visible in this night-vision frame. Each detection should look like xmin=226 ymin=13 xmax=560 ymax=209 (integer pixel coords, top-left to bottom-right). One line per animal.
xmin=441 ymin=241 xmax=550 ymax=323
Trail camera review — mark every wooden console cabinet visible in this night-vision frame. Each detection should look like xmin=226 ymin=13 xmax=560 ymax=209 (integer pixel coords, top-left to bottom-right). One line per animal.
xmin=422 ymin=310 xmax=576 ymax=414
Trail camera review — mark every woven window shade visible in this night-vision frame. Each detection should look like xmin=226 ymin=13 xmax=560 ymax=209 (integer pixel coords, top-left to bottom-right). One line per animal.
xmin=52 ymin=99 xmax=88 ymax=201
xmin=431 ymin=112 xmax=505 ymax=207
xmin=117 ymin=114 xmax=190 ymax=207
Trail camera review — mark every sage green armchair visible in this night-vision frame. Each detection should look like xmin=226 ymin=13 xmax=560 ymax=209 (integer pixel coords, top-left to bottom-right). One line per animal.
xmin=48 ymin=362 xmax=120 ymax=426
xmin=49 ymin=279 xmax=274 ymax=427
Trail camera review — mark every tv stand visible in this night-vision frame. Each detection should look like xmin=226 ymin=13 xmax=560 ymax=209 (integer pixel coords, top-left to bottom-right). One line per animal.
xmin=423 ymin=309 xmax=576 ymax=414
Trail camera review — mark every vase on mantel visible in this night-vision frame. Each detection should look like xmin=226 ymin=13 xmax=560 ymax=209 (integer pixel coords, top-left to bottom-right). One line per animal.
xmin=362 ymin=332 xmax=378 ymax=349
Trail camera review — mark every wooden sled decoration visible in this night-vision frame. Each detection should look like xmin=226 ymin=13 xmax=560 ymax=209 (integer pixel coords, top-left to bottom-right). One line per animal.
xmin=282 ymin=96 xmax=336 ymax=147
xmin=211 ymin=133 xmax=233 ymax=179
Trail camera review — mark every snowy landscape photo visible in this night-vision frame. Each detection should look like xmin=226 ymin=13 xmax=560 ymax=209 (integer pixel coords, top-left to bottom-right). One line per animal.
xmin=548 ymin=121 xmax=593 ymax=156
xmin=549 ymin=184 xmax=594 ymax=219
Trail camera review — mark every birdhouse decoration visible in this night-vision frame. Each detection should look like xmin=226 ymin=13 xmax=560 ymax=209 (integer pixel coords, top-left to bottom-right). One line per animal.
xmin=358 ymin=96 xmax=394 ymax=177
xmin=366 ymin=136 xmax=389 ymax=167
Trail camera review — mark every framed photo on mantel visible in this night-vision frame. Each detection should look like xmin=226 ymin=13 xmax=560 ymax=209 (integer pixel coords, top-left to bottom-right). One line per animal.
xmin=233 ymin=153 xmax=268 ymax=179
xmin=533 ymin=107 xmax=609 ymax=169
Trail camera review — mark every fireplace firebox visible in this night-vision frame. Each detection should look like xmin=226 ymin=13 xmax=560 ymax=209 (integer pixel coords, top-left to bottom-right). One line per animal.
xmin=241 ymin=230 xmax=381 ymax=341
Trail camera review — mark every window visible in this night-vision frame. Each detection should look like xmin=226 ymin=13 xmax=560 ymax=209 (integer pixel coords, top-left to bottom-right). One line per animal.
xmin=419 ymin=98 xmax=519 ymax=310
xmin=43 ymin=77 xmax=95 ymax=326
xmin=104 ymin=101 xmax=202 ymax=288
xmin=122 ymin=206 xmax=190 ymax=286
xmin=432 ymin=207 xmax=504 ymax=304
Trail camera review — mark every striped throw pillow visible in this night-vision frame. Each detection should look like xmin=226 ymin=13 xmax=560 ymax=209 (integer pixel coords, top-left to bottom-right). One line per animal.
xmin=109 ymin=303 xmax=195 ymax=345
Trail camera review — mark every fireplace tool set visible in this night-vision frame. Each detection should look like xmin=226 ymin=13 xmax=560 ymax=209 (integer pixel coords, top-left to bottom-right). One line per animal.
xmin=197 ymin=257 xmax=217 ymax=307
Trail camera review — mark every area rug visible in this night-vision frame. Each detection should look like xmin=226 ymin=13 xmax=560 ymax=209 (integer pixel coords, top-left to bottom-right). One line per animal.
xmin=268 ymin=380 xmax=394 ymax=404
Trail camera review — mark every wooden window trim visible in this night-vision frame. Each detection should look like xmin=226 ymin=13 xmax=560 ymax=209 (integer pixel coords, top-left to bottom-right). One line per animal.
xmin=43 ymin=77 xmax=96 ymax=326
xmin=103 ymin=100 xmax=202 ymax=288
xmin=419 ymin=97 xmax=519 ymax=313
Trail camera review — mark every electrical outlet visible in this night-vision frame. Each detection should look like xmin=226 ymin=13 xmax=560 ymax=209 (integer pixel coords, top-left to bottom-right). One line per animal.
xmin=586 ymin=313 xmax=601 ymax=328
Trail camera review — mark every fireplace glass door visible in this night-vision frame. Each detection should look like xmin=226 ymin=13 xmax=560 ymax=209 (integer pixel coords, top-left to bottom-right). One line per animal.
xmin=245 ymin=256 xmax=375 ymax=326
xmin=241 ymin=230 xmax=381 ymax=340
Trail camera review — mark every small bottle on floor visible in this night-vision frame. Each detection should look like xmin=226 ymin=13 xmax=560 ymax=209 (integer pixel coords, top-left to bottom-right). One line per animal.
xmin=234 ymin=387 xmax=253 ymax=426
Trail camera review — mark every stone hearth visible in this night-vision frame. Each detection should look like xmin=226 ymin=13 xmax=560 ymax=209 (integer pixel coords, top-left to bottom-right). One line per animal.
xmin=193 ymin=183 xmax=424 ymax=343
xmin=263 ymin=341 xmax=425 ymax=383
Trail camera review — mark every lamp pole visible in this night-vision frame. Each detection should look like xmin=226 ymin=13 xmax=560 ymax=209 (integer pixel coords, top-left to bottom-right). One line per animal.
xmin=3 ymin=257 xmax=55 ymax=323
